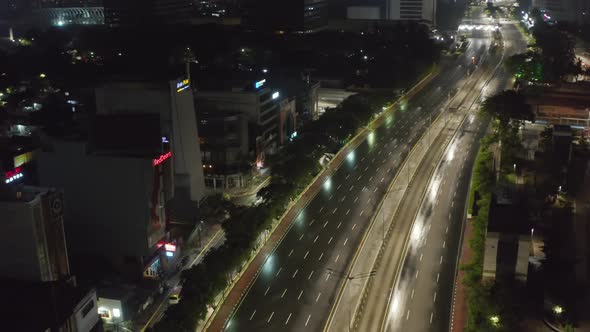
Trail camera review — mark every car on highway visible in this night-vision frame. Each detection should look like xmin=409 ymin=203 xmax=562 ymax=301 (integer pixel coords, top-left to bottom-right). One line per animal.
xmin=168 ymin=294 xmax=181 ymax=305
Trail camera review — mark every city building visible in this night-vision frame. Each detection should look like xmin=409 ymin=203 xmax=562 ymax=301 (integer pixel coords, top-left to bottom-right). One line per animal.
xmin=0 ymin=186 xmax=69 ymax=281
xmin=4 ymin=279 xmax=101 ymax=332
xmin=195 ymin=78 xmax=281 ymax=168
xmin=152 ymin=0 xmax=194 ymax=24
xmin=482 ymin=194 xmax=532 ymax=282
xmin=0 ymin=137 xmax=38 ymax=187
xmin=526 ymin=82 xmax=590 ymax=128
xmin=0 ymin=185 xmax=101 ymax=332
xmin=386 ymin=0 xmax=436 ymax=23
xmin=244 ymin=0 xmax=329 ymax=32
xmin=36 ymin=114 xmax=179 ymax=280
xmin=30 ymin=0 xmax=105 ymax=27
xmin=532 ymin=0 xmax=590 ymax=25
xmin=278 ymin=97 xmax=297 ymax=145
xmin=198 ymin=110 xmax=249 ymax=191
xmin=95 ymin=78 xmax=206 ymax=203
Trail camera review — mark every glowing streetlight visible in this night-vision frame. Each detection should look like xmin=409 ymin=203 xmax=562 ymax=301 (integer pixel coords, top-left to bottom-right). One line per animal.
xmin=39 ymin=73 xmax=46 ymax=78
xmin=553 ymin=305 xmax=564 ymax=315
xmin=489 ymin=315 xmax=500 ymax=327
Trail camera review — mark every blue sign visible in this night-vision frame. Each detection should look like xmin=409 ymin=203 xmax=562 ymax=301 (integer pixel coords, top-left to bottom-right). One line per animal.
xmin=255 ymin=79 xmax=266 ymax=89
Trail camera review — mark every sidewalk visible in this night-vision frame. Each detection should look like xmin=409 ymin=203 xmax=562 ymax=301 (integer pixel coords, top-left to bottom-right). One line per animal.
xmin=450 ymin=218 xmax=474 ymax=332
xmin=205 ymin=69 xmax=440 ymax=332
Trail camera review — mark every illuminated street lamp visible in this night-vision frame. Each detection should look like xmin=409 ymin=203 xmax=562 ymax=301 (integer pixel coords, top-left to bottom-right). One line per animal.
xmin=553 ymin=305 xmax=564 ymax=315
xmin=489 ymin=315 xmax=500 ymax=327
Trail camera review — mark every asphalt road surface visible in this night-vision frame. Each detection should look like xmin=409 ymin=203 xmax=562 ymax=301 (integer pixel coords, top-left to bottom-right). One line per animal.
xmin=223 ymin=35 xmax=493 ymax=332
xmin=378 ymin=21 xmax=527 ymax=332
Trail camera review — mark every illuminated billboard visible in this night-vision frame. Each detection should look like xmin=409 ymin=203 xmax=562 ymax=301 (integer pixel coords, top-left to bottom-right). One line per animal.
xmin=176 ymin=79 xmax=190 ymax=93
xmin=153 ymin=151 xmax=172 ymax=166
xmin=255 ymin=79 xmax=266 ymax=89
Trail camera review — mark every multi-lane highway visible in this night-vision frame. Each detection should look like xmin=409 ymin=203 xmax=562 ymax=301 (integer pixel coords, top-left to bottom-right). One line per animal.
xmin=385 ymin=21 xmax=527 ymax=332
xmin=222 ymin=23 xmax=494 ymax=332
xmin=351 ymin=17 xmax=527 ymax=332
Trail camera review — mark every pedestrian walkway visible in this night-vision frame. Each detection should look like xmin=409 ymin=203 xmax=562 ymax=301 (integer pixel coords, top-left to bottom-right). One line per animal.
xmin=450 ymin=218 xmax=474 ymax=332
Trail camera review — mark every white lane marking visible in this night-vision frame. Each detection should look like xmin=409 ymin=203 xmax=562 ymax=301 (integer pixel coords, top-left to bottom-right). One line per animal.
xmin=365 ymin=166 xmax=369 ymax=172
xmin=337 ymin=222 xmax=342 ymax=229
xmin=328 ymin=237 xmax=333 ymax=244
xmin=323 ymin=221 xmax=329 ymax=228
xmin=308 ymin=270 xmax=314 ymax=280
xmin=304 ymin=251 xmax=309 ymax=259
xmin=454 ymin=191 xmax=457 ymax=197
xmin=298 ymin=290 xmax=304 ymax=300
xmin=288 ymin=249 xmax=294 ymax=257
xmin=416 ymin=270 xmax=419 ymax=279
xmin=325 ymin=273 xmax=330 ymax=281
xmin=341 ymin=195 xmax=346 ymax=202
xmin=318 ymin=252 xmax=324 ymax=261
xmin=281 ymin=288 xmax=287 ymax=298
xmin=451 ymin=201 xmax=454 ymax=208
xmin=368 ymin=198 xmax=372 ymax=203
xmin=338 ymin=184 xmax=343 ymax=189
xmin=346 ymin=209 xmax=350 ymax=215
xmin=354 ymin=197 xmax=359 ymax=203
xmin=344 ymin=238 xmax=348 ymax=246
xmin=411 ymin=288 xmax=415 ymax=299
xmin=406 ymin=310 xmax=410 ymax=320
xmin=316 ymin=292 xmax=322 ymax=302
xmin=350 ymin=185 xmax=354 ymax=191
xmin=433 ymin=292 xmax=437 ymax=302
xmin=440 ymin=256 xmax=443 ymax=264
xmin=449 ymin=213 xmax=452 ymax=220
xmin=268 ymin=311 xmax=275 ymax=323
xmin=443 ymin=241 xmax=446 ymax=248
xmin=250 ymin=310 xmax=257 ymax=320
xmin=310 ymin=219 xmax=315 ymax=226
xmin=358 ymin=175 xmax=362 ymax=181
xmin=388 ymin=151 xmax=392 ymax=156
xmin=360 ymin=210 xmax=364 ymax=216
xmin=276 ymin=267 xmax=282 ymax=277
xmin=306 ymin=314 xmax=312 ymax=326
xmin=376 ymin=166 xmax=380 ymax=171
xmin=430 ymin=312 xmax=434 ymax=324
xmin=381 ymin=177 xmax=385 ymax=183
xmin=265 ymin=286 xmax=270 ymax=296
xmin=437 ymin=273 xmax=440 ymax=283
xmin=335 ymin=254 xmax=340 ymax=263
xmin=369 ymin=176 xmax=374 ymax=181
xmin=420 ymin=253 xmax=423 ymax=261
xmin=329 ymin=195 xmax=333 ymax=201
xmin=352 ymin=224 xmax=357 ymax=230
xmin=314 ymin=235 xmax=319 ymax=243
xmin=293 ymin=269 xmax=299 ymax=278
xmin=285 ymin=313 xmax=292 ymax=325
xmin=319 ymin=207 xmax=324 ymax=213
xmin=333 ymin=208 xmax=338 ymax=214
xmin=446 ymin=226 xmax=449 ymax=234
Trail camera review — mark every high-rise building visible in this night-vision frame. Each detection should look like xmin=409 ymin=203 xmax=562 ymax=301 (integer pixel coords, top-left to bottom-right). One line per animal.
xmin=152 ymin=0 xmax=194 ymax=24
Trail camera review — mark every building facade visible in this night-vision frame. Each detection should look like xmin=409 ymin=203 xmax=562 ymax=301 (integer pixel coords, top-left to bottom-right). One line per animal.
xmin=0 ymin=187 xmax=69 ymax=282
xmin=386 ymin=0 xmax=435 ymax=23
xmin=95 ymin=78 xmax=206 ymax=203
xmin=196 ymin=79 xmax=281 ymax=167
xmin=198 ymin=110 xmax=249 ymax=191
